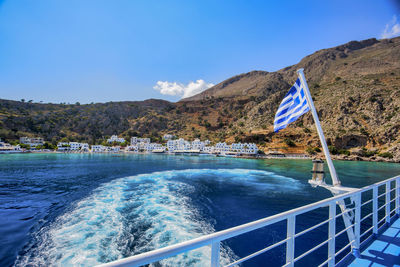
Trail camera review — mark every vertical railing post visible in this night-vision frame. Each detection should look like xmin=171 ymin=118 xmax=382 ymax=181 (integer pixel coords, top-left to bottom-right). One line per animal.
xmin=328 ymin=201 xmax=336 ymax=266
xmin=373 ymin=186 xmax=378 ymax=235
xmin=286 ymin=215 xmax=296 ymax=267
xmin=353 ymin=192 xmax=361 ymax=257
xmin=386 ymin=182 xmax=390 ymax=224
xmin=396 ymin=177 xmax=400 ymax=215
xmin=210 ymin=241 xmax=220 ymax=267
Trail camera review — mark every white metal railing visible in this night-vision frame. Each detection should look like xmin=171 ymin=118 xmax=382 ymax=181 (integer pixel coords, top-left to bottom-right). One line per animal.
xmin=98 ymin=175 xmax=400 ymax=267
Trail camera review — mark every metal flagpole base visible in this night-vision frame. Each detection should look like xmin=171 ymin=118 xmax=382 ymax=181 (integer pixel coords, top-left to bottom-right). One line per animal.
xmin=308 ymin=180 xmax=358 ymax=193
xmin=352 ymin=248 xmax=361 ymax=258
xmin=310 ymin=181 xmax=360 ymax=257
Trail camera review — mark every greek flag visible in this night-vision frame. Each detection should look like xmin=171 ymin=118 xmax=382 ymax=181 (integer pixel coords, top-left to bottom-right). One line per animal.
xmin=274 ymin=78 xmax=310 ymax=132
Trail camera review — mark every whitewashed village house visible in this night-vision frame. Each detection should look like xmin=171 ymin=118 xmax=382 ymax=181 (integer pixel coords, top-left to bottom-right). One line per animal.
xmin=0 ymin=139 xmax=21 ymax=152
xmin=57 ymin=142 xmax=90 ymax=152
xmin=57 ymin=142 xmax=70 ymax=151
xmin=107 ymin=135 xmax=125 ymax=144
xmin=20 ymin=137 xmax=44 ymax=147
xmin=91 ymin=145 xmax=107 ymax=152
xmin=130 ymin=137 xmax=152 ymax=151
xmin=167 ymin=138 xmax=191 ymax=152
xmin=162 ymin=134 xmax=175 ymax=140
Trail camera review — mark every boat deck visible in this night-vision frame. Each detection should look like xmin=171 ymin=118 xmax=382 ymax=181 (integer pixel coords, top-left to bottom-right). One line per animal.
xmin=98 ymin=175 xmax=400 ymax=267
xmin=348 ymin=217 xmax=400 ymax=267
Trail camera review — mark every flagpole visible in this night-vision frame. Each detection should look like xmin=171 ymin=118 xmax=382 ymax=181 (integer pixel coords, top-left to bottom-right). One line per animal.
xmin=297 ymin=68 xmax=341 ymax=186
xmin=296 ymin=69 xmax=360 ymax=256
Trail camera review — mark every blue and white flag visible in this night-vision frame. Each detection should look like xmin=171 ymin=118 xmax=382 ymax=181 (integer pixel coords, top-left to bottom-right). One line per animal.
xmin=274 ymin=78 xmax=310 ymax=132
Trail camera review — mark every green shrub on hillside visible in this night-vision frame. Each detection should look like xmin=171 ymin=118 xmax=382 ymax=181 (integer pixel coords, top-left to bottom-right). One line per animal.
xmin=306 ymin=147 xmax=315 ymax=155
xmin=284 ymin=138 xmax=296 ymax=147
xmin=305 ymin=147 xmax=321 ymax=155
xmin=360 ymin=128 xmax=369 ymax=137
xmin=338 ymin=149 xmax=350 ymax=156
xmin=19 ymin=143 xmax=30 ymax=149
xmin=328 ymin=145 xmax=338 ymax=155
xmin=360 ymin=147 xmax=377 ymax=157
xmin=378 ymin=152 xmax=393 ymax=159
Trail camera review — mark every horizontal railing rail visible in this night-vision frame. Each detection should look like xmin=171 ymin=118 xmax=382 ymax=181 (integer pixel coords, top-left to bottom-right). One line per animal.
xmin=98 ymin=175 xmax=400 ymax=267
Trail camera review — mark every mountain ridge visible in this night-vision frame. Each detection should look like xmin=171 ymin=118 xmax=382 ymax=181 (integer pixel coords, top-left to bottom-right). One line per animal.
xmin=1 ymin=36 xmax=399 ymax=161
xmin=182 ymin=37 xmax=395 ymax=101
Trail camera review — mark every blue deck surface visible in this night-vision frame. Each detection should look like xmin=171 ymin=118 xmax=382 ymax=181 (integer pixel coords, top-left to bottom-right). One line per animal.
xmin=348 ymin=218 xmax=400 ymax=267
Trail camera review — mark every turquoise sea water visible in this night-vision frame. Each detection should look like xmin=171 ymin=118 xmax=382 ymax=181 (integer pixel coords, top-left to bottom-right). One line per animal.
xmin=0 ymin=153 xmax=399 ymax=266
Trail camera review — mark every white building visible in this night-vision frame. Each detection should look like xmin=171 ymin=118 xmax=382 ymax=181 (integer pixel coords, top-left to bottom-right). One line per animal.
xmin=166 ymin=138 xmax=216 ymax=153
xmin=242 ymin=143 xmax=258 ymax=154
xmin=191 ymin=139 xmax=205 ymax=151
xmin=80 ymin=143 xmax=90 ymax=152
xmin=0 ymin=141 xmax=21 ymax=152
xmin=91 ymin=145 xmax=107 ymax=152
xmin=69 ymin=142 xmax=81 ymax=151
xmin=57 ymin=142 xmax=91 ymax=152
xmin=138 ymin=138 xmax=150 ymax=144
xmin=130 ymin=137 xmax=151 ymax=151
xmin=143 ymin=143 xmax=152 ymax=152
xmin=57 ymin=142 xmax=70 ymax=151
xmin=211 ymin=142 xmax=259 ymax=155
xmin=108 ymin=146 xmax=120 ymax=153
xmin=125 ymin=145 xmax=139 ymax=152
xmin=163 ymin=134 xmax=175 ymax=140
xmin=131 ymin=137 xmax=138 ymax=145
xmin=167 ymin=138 xmax=191 ymax=152
xmin=215 ymin=142 xmax=230 ymax=153
xmin=230 ymin=143 xmax=245 ymax=153
xmin=144 ymin=143 xmax=165 ymax=152
xmin=107 ymin=135 xmax=125 ymax=144
xmin=140 ymin=138 xmax=150 ymax=143
xmin=131 ymin=137 xmax=150 ymax=145
xmin=203 ymin=146 xmax=215 ymax=154
xmin=20 ymin=137 xmax=44 ymax=147
xmin=213 ymin=142 xmax=259 ymax=155
xmin=166 ymin=140 xmax=176 ymax=152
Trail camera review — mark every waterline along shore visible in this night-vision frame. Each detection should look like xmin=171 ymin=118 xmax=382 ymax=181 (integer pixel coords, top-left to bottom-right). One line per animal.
xmin=4 ymin=150 xmax=399 ymax=164
xmin=2 ymin=135 xmax=398 ymax=163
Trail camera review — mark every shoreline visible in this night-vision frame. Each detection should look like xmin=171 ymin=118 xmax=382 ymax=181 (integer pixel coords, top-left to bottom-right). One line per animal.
xmin=2 ymin=150 xmax=398 ymax=163
xmin=329 ymin=154 xmax=399 ymax=163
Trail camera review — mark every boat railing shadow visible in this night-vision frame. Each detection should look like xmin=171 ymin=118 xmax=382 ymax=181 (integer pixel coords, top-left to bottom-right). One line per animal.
xmin=356 ymin=228 xmax=400 ymax=267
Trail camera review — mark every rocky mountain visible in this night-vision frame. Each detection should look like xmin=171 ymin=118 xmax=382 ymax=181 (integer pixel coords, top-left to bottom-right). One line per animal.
xmin=0 ymin=36 xmax=399 ymax=161
xmin=180 ymin=37 xmax=400 ymax=161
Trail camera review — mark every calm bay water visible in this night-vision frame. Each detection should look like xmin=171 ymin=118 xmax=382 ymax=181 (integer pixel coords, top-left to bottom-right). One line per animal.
xmin=0 ymin=153 xmax=399 ymax=266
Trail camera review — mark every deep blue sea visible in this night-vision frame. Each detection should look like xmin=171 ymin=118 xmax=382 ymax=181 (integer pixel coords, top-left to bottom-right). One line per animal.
xmin=0 ymin=153 xmax=399 ymax=266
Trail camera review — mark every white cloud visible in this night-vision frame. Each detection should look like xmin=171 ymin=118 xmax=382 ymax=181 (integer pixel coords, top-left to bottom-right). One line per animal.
xmin=153 ymin=79 xmax=214 ymax=99
xmin=153 ymin=81 xmax=185 ymax=96
xmin=381 ymin=15 xmax=400 ymax=39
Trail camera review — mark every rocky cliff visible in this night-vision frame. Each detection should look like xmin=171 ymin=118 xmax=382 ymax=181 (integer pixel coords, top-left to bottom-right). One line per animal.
xmin=181 ymin=37 xmax=400 ymax=161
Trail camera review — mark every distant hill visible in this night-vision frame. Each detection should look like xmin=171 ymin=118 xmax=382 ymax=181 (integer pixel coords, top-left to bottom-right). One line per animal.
xmin=0 ymin=36 xmax=399 ymax=161
xmin=0 ymin=99 xmax=174 ymax=144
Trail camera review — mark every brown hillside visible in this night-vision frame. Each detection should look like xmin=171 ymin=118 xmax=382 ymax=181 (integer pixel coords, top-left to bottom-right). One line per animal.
xmin=179 ymin=37 xmax=400 ymax=161
xmin=0 ymin=37 xmax=399 ymax=161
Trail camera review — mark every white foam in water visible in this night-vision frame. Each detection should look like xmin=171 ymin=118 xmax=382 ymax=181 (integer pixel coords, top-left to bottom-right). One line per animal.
xmin=15 ymin=169 xmax=302 ymax=266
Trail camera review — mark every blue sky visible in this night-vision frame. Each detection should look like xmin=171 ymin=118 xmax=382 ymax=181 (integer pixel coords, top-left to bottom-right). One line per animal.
xmin=0 ymin=0 xmax=399 ymax=103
